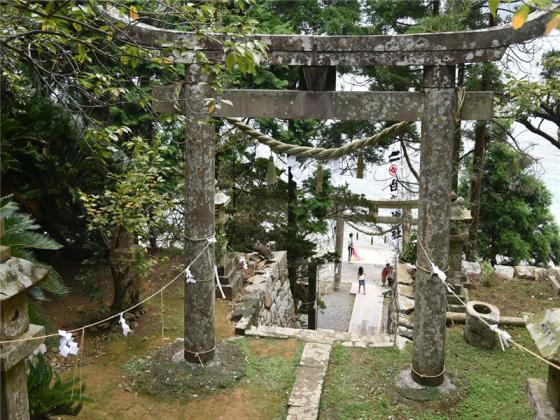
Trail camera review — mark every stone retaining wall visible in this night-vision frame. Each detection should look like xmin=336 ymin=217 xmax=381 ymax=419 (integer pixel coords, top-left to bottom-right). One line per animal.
xmin=388 ymin=263 xmax=415 ymax=347
xmin=463 ymin=261 xmax=560 ymax=294
xmin=230 ymin=251 xmax=297 ymax=334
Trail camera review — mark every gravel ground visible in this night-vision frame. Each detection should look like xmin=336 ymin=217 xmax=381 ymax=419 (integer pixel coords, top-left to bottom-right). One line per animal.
xmin=317 ymin=282 xmax=354 ymax=331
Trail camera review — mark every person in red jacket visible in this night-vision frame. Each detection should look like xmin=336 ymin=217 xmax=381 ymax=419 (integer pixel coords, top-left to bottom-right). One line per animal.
xmin=381 ymin=263 xmax=391 ymax=286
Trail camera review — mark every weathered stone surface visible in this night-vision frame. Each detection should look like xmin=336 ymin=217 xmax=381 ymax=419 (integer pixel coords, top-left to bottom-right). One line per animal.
xmin=299 ymin=342 xmax=331 ymax=370
xmin=288 ymin=355 xmax=329 ymax=408
xmin=0 ymin=362 xmax=29 ymax=420
xmin=398 ymin=315 xmax=414 ymax=329
xmin=111 ymin=6 xmax=554 ymax=66
xmin=0 ymin=324 xmax=45 ymax=372
xmin=494 ymin=265 xmax=514 ymax=281
xmin=398 ymin=284 xmax=415 ymax=299
xmin=515 ymin=265 xmax=536 ymax=280
xmin=464 ymin=301 xmax=500 ymax=350
xmin=0 ymin=258 xmax=48 ymax=301
xmin=397 ymin=326 xmax=414 ymax=340
xmin=527 ymin=378 xmax=560 ymax=420
xmin=398 ymin=295 xmax=415 ymax=314
xmin=536 ymin=268 xmax=549 ymax=282
xmin=550 ymin=276 xmax=560 ymax=296
xmin=183 ymin=65 xmax=216 ymax=364
xmin=462 ymin=261 xmax=482 ymax=282
xmin=153 ymin=88 xmax=493 ymax=121
xmin=396 ymin=335 xmax=412 ymax=351
xmin=525 ymin=309 xmax=560 ymax=363
xmin=232 ymin=250 xmax=296 ymax=331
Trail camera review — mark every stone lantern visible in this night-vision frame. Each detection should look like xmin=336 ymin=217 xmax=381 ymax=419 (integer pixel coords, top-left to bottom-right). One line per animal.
xmin=525 ymin=308 xmax=560 ymax=419
xmin=0 ymin=219 xmax=48 ymax=420
xmin=447 ymin=193 xmax=472 ymax=313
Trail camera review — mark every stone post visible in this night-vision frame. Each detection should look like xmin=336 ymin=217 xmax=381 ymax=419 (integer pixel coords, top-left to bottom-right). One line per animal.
xmin=334 ymin=213 xmax=344 ymax=291
xmin=183 ymin=65 xmax=216 ymax=364
xmin=411 ymin=66 xmax=456 ymax=386
xmin=1 ymin=219 xmax=47 ymax=420
xmin=448 ymin=194 xmax=471 ymax=288
xmin=525 ymin=308 xmax=560 ymax=418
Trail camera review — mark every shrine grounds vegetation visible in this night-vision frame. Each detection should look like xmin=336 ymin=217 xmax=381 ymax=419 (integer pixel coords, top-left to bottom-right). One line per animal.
xmin=320 ymin=327 xmax=545 ymax=419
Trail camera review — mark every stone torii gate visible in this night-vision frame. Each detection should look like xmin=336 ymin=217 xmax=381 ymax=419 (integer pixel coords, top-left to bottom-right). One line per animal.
xmin=111 ymin=8 xmax=552 ymax=386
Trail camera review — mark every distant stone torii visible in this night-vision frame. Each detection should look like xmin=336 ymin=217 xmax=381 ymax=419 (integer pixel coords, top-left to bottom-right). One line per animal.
xmin=107 ymin=7 xmax=554 ymax=388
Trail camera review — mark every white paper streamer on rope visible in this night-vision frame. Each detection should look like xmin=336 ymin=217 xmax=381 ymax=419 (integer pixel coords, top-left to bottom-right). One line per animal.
xmin=214 ymin=265 xmax=226 ymax=299
xmin=58 ymin=330 xmax=79 ymax=357
xmin=287 ymin=155 xmax=304 ymax=184
xmin=490 ymin=324 xmax=512 ymax=348
xmin=185 ymin=267 xmax=196 ymax=284
xmin=207 ymin=236 xmax=217 ymax=244
xmin=239 ymin=257 xmax=248 ymax=270
xmin=119 ymin=313 xmax=132 ymax=336
xmin=330 ymin=158 xmax=342 ymax=186
xmin=431 ymin=262 xmax=452 ymax=292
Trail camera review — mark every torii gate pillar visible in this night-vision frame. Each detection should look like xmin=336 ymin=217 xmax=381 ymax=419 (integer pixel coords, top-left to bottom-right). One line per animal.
xmin=411 ymin=65 xmax=456 ymax=386
xmin=183 ymin=64 xmax=216 ymax=364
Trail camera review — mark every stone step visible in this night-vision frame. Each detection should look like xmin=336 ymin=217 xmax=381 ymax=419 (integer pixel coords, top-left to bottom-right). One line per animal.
xmin=286 ymin=342 xmax=332 ymax=420
xmin=222 ymin=270 xmax=244 ymax=300
xmin=244 ymin=325 xmax=394 ymax=348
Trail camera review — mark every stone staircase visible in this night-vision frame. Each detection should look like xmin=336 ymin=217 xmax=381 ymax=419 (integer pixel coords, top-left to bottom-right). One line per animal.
xmin=245 ymin=325 xmax=394 ymax=348
xmin=218 ymin=255 xmax=245 ymax=300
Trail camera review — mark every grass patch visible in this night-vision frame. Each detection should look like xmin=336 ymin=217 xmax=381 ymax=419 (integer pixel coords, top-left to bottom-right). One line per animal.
xmin=320 ymin=327 xmax=546 ymax=419
xmin=469 ymin=275 xmax=560 ymax=316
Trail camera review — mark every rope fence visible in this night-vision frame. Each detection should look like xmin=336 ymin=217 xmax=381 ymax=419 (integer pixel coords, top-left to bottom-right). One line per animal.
xmin=0 ymin=240 xmax=213 ymax=346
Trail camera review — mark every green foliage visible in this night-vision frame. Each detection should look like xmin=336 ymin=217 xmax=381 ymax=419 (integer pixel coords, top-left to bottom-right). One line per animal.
xmin=0 ymin=198 xmax=69 ymax=296
xmin=27 ymin=354 xmax=93 ymax=419
xmin=503 ymin=50 xmax=560 ymax=149
xmin=460 ymin=141 xmax=560 ymax=265
xmin=401 ymin=229 xmax=418 ymax=264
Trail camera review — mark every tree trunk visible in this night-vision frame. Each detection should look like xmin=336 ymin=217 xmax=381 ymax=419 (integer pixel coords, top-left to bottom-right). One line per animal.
xmin=466 ymin=15 xmax=495 ymax=260
xmin=287 ymin=167 xmax=297 ymax=294
xmin=466 ymin=120 xmax=487 ymax=260
xmin=451 ymin=64 xmax=465 ymax=191
xmin=109 ymin=227 xmax=140 ymax=313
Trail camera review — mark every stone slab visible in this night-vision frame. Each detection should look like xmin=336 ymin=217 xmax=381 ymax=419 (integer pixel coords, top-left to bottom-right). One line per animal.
xmin=0 ymin=324 xmax=45 ymax=371
xmin=299 ymin=342 xmax=332 ymax=370
xmin=527 ymin=378 xmax=560 ymax=420
xmin=494 ymin=265 xmax=515 ymax=281
xmin=525 ymin=309 xmax=560 ymax=363
xmin=516 ymin=265 xmax=536 ymax=280
xmin=397 ymin=284 xmax=415 ymax=299
xmin=398 ymin=295 xmax=415 ymax=314
xmin=154 ymin=89 xmax=493 ymax=121
xmin=286 ymin=404 xmax=319 ymax=420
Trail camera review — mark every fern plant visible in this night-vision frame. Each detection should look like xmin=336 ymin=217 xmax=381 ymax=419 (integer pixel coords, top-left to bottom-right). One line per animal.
xmin=27 ymin=354 xmax=92 ymax=419
xmin=0 ymin=197 xmax=68 ymax=295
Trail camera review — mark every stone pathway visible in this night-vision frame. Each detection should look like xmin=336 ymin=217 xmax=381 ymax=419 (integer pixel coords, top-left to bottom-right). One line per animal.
xmin=317 ymin=283 xmax=353 ymax=331
xmin=349 ymin=281 xmax=387 ymax=336
xmin=286 ymin=342 xmax=332 ymax=420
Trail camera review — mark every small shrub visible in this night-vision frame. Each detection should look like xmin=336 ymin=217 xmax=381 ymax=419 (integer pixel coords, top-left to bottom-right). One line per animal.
xmin=481 ymin=261 xmax=494 ymax=287
xmin=27 ymin=354 xmax=92 ymax=419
